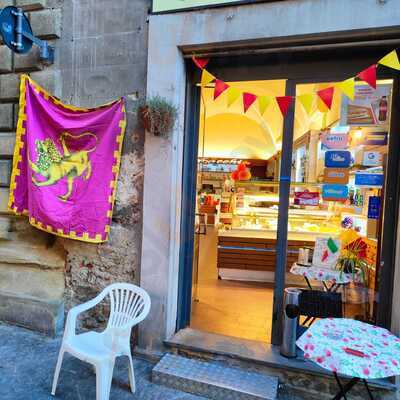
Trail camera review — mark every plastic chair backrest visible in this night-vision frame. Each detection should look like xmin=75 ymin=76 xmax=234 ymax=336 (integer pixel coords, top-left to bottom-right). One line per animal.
xmin=106 ymin=283 xmax=151 ymax=329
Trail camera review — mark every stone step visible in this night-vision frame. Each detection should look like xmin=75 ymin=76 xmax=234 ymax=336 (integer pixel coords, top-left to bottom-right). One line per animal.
xmin=152 ymin=353 xmax=278 ymax=400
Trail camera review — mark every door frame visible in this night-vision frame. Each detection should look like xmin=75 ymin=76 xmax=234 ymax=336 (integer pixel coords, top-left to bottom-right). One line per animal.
xmin=177 ymin=46 xmax=400 ymax=344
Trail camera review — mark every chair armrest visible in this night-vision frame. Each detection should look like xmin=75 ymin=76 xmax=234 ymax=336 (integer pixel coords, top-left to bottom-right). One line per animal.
xmin=64 ymin=291 xmax=108 ymax=338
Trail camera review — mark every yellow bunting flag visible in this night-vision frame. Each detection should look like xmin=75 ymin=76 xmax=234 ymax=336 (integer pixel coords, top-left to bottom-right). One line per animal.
xmin=378 ymin=50 xmax=400 ymax=71
xmin=258 ymin=96 xmax=272 ymax=115
xmin=201 ymin=69 xmax=216 ymax=86
xmin=336 ymin=77 xmax=355 ymax=101
xmin=297 ymin=93 xmax=314 ymax=115
xmin=227 ymin=87 xmax=241 ymax=107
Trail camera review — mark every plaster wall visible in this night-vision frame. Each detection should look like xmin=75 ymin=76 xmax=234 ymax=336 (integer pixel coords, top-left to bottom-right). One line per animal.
xmin=142 ymin=0 xmax=400 ymax=351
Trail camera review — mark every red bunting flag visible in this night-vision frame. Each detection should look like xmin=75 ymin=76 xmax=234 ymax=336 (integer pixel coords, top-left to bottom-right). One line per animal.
xmin=317 ymin=87 xmax=335 ymax=110
xmin=276 ymin=96 xmax=293 ymax=117
xmin=214 ymin=79 xmax=229 ymax=100
xmin=243 ymin=92 xmax=257 ymax=113
xmin=192 ymin=56 xmax=209 ymax=70
xmin=357 ymin=64 xmax=377 ymax=89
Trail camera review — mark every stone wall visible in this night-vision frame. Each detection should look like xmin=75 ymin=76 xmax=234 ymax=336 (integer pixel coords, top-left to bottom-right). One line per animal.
xmin=0 ymin=0 xmax=149 ymax=334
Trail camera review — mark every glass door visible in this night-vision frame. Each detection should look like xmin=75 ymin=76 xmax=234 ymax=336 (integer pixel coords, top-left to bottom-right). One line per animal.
xmin=288 ymin=78 xmax=394 ymax=325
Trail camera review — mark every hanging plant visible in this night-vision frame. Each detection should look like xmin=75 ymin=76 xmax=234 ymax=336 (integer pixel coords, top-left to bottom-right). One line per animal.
xmin=139 ymin=96 xmax=178 ymax=138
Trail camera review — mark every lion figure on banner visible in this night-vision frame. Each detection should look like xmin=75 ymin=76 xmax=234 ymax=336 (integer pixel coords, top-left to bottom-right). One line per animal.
xmin=29 ymin=132 xmax=97 ymax=202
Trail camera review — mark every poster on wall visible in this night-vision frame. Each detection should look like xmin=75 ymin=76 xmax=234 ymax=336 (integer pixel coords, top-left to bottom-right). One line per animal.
xmin=324 ymin=150 xmax=351 ymax=168
xmin=294 ymin=190 xmax=319 ymax=206
xmin=362 ymin=151 xmax=382 ymax=167
xmin=323 ymin=168 xmax=349 ymax=184
xmin=322 ymin=184 xmax=349 ymax=202
xmin=341 ymin=84 xmax=392 ymax=126
xmin=320 ymin=132 xmax=349 ymax=150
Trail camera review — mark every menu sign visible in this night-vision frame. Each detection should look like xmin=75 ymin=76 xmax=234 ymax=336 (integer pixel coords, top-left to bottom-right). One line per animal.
xmin=323 ymin=168 xmax=349 ymax=184
xmin=325 ymin=150 xmax=351 ymax=168
xmin=322 ymin=184 xmax=349 ymax=201
xmin=321 ymin=133 xmax=349 ymax=150
xmin=294 ymin=191 xmax=319 ymax=206
xmin=343 ymin=84 xmax=391 ymax=126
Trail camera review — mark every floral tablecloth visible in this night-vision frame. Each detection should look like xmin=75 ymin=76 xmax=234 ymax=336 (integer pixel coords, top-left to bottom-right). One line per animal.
xmin=290 ymin=263 xmax=355 ymax=284
xmin=296 ymin=318 xmax=400 ymax=379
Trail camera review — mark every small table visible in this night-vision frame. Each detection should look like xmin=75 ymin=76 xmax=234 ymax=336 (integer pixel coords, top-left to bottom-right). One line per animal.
xmin=290 ymin=263 xmax=355 ymax=292
xmin=296 ymin=318 xmax=400 ymax=399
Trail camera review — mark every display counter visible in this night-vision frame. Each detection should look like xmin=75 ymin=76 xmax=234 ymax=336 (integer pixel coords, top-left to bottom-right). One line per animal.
xmin=217 ymin=228 xmax=335 ymax=282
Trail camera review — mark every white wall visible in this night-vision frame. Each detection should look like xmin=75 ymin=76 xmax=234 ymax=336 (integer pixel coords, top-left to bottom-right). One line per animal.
xmin=140 ymin=0 xmax=400 ymax=352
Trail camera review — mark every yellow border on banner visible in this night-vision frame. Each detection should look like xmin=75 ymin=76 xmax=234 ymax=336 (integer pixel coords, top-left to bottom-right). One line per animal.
xmin=7 ymin=74 xmax=126 ymax=244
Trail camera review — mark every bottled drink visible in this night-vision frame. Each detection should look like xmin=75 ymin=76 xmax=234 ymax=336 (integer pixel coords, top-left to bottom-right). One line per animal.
xmin=379 ymin=96 xmax=388 ymax=122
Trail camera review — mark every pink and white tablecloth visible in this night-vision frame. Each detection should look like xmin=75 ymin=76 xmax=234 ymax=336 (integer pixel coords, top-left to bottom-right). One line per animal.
xmin=296 ymin=318 xmax=400 ymax=379
xmin=290 ymin=263 xmax=355 ymax=284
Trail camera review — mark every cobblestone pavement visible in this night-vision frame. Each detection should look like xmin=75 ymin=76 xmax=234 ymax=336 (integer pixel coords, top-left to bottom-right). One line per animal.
xmin=0 ymin=323 xmax=206 ymax=400
xmin=0 ymin=323 xmax=311 ymax=399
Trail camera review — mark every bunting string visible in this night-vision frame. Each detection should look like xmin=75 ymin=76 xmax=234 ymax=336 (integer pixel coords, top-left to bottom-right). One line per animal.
xmin=192 ymin=49 xmax=400 ymax=117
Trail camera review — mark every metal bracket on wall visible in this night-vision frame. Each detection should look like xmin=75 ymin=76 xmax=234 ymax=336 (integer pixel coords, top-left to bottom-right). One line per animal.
xmin=0 ymin=6 xmax=54 ymax=64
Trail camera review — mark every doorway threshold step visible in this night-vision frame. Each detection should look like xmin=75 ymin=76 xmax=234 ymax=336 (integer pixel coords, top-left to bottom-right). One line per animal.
xmin=152 ymin=353 xmax=278 ymax=400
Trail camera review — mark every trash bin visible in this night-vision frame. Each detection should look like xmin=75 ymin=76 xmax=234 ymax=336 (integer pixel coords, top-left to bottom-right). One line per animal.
xmin=280 ymin=287 xmax=302 ymax=358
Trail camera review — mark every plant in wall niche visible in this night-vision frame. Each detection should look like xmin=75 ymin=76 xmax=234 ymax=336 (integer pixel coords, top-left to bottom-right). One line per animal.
xmin=139 ymin=96 xmax=178 ymax=137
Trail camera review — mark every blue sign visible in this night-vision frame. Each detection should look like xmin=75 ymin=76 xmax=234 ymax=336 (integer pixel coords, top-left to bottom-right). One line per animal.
xmin=322 ymin=184 xmax=349 ymax=201
xmin=325 ymin=150 xmax=351 ymax=168
xmin=355 ymin=173 xmax=384 ymax=187
xmin=361 ymin=132 xmax=388 ymax=146
xmin=368 ymin=196 xmax=381 ymax=219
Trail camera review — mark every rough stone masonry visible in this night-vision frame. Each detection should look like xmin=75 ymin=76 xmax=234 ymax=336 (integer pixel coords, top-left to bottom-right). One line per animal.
xmin=0 ymin=0 xmax=150 ymax=334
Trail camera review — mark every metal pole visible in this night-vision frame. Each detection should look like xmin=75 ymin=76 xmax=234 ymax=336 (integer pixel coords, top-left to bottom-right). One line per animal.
xmin=271 ymin=79 xmax=296 ymax=345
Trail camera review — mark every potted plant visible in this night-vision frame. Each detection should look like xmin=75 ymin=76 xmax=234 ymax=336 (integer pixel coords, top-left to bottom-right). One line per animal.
xmin=336 ymin=238 xmax=375 ymax=319
xmin=336 ymin=238 xmax=371 ymax=285
xmin=139 ymin=96 xmax=178 ymax=137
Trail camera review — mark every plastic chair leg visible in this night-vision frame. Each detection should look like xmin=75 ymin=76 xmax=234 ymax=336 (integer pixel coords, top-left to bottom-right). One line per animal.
xmin=95 ymin=360 xmax=115 ymax=400
xmin=127 ymin=354 xmax=136 ymax=393
xmin=51 ymin=348 xmax=65 ymax=396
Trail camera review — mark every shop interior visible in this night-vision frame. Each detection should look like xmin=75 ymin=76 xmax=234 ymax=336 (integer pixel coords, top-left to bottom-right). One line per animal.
xmin=190 ymin=77 xmax=391 ymax=343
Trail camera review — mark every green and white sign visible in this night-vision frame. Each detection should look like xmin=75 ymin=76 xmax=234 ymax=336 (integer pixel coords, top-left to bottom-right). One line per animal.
xmin=152 ymin=0 xmax=259 ymax=13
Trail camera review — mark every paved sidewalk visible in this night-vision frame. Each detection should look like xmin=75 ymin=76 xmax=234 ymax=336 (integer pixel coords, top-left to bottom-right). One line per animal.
xmin=0 ymin=323 xmax=205 ymax=400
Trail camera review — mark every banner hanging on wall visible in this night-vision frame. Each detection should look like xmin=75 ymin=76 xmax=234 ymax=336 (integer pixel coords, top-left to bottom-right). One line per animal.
xmin=8 ymin=75 xmax=126 ymax=243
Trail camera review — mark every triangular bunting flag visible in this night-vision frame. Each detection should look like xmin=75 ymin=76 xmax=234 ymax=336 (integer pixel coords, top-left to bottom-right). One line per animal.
xmin=227 ymin=87 xmax=241 ymax=107
xmin=317 ymin=97 xmax=328 ymax=113
xmin=243 ymin=92 xmax=257 ymax=113
xmin=276 ymin=96 xmax=293 ymax=117
xmin=357 ymin=64 xmax=377 ymax=89
xmin=258 ymin=96 xmax=272 ymax=115
xmin=192 ymin=56 xmax=209 ymax=70
xmin=297 ymin=93 xmax=314 ymax=115
xmin=214 ymin=79 xmax=229 ymax=100
xmin=336 ymin=78 xmax=355 ymax=101
xmin=201 ymin=69 xmax=216 ymax=86
xmin=378 ymin=50 xmax=400 ymax=71
xmin=317 ymin=87 xmax=335 ymax=110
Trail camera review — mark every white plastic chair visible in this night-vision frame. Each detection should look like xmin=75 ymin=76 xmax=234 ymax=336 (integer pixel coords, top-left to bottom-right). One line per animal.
xmin=51 ymin=283 xmax=151 ymax=400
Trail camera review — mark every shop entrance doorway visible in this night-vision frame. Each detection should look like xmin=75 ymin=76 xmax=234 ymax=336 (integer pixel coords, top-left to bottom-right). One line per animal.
xmin=178 ymin=45 xmax=400 ymax=346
